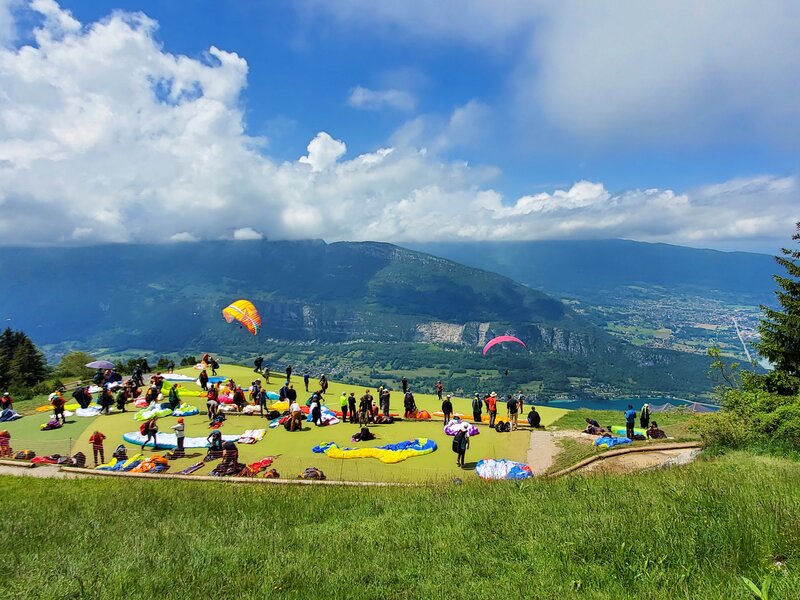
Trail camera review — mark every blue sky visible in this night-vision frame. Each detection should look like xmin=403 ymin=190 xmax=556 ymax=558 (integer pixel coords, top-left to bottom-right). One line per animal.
xmin=0 ymin=0 xmax=798 ymax=252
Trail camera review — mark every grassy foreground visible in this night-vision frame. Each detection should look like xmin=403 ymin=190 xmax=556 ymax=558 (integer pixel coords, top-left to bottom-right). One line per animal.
xmin=1 ymin=453 xmax=799 ymax=599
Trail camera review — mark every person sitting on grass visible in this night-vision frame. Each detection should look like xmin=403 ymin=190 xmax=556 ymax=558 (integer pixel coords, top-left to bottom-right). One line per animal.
xmin=0 ymin=430 xmax=11 ymax=458
xmin=206 ymin=429 xmax=223 ymax=458
xmin=527 ymin=406 xmax=541 ymax=429
xmin=646 ymin=422 xmax=667 ymax=440
xmin=289 ymin=398 xmax=304 ymax=431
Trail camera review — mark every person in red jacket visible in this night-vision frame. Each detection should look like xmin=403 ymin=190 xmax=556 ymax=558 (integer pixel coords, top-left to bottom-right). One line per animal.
xmin=486 ymin=392 xmax=498 ymax=429
xmin=88 ymin=430 xmax=106 ymax=466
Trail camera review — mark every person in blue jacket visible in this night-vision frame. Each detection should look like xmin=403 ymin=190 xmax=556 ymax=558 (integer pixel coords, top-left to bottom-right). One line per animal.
xmin=624 ymin=405 xmax=637 ymax=439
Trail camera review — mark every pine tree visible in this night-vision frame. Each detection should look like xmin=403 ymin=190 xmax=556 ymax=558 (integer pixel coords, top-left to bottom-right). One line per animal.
xmin=756 ymin=222 xmax=800 ymax=389
xmin=0 ymin=329 xmax=48 ymax=390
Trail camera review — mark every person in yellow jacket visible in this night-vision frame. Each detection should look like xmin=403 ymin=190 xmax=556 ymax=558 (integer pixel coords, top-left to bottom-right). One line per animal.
xmin=339 ymin=392 xmax=349 ymax=423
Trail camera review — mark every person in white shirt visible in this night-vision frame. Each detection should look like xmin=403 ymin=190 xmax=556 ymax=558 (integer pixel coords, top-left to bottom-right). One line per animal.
xmin=289 ymin=399 xmax=303 ymax=431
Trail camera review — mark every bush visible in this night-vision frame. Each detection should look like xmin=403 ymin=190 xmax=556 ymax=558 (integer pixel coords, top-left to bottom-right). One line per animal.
xmin=692 ymin=410 xmax=753 ymax=449
xmin=179 ymin=355 xmax=197 ymax=367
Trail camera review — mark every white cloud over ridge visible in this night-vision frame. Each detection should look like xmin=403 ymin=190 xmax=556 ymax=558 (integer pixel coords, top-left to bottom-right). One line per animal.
xmin=0 ymin=2 xmax=796 ymax=252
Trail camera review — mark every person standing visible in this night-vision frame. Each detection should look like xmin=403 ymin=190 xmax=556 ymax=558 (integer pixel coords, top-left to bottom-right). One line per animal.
xmin=166 ymin=360 xmax=175 ymax=374
xmin=310 ymin=395 xmax=322 ymax=426
xmin=339 ymin=391 xmax=349 ymax=423
xmin=206 ymin=385 xmax=219 ymax=423
xmin=199 ymin=369 xmax=209 ymax=391
xmin=171 ymin=417 xmax=186 ymax=454
xmin=348 ymin=392 xmax=357 ymax=424
xmin=285 ymin=365 xmax=292 ymax=382
xmin=624 ymin=405 xmax=637 ymax=439
xmin=507 ymin=394 xmax=519 ymax=430
xmin=487 ymin=392 xmax=498 ymax=429
xmin=210 ymin=359 xmax=219 ymax=377
xmin=471 ymin=393 xmax=483 ymax=424
xmin=441 ymin=394 xmax=453 ymax=423
xmin=640 ymin=403 xmax=651 ymax=429
xmin=264 ymin=365 xmax=270 ymax=383
xmin=303 ymin=373 xmax=310 ymax=392
xmin=167 ymin=384 xmax=180 ymax=411
xmin=258 ymin=388 xmax=268 ymax=417
xmin=380 ymin=387 xmax=391 ymax=417
xmin=318 ymin=374 xmax=328 ymax=396
xmin=249 ymin=379 xmax=262 ymax=405
xmin=254 ymin=356 xmax=264 ymax=373
xmin=286 ymin=384 xmax=297 ymax=406
xmin=516 ymin=390 xmax=525 ymax=415
xmin=89 ymin=430 xmax=106 ymax=466
xmin=403 ymin=390 xmax=416 ymax=419
xmin=98 ymin=388 xmax=113 ymax=415
xmin=401 ymin=376 xmax=408 ymax=394
xmin=359 ymin=390 xmax=373 ymax=426
xmin=435 ymin=381 xmax=444 ymax=400
xmin=453 ymin=422 xmax=470 ymax=467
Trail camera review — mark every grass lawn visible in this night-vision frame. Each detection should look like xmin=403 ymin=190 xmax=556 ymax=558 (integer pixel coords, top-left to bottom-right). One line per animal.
xmin=0 ymin=452 xmax=798 ymax=599
xmin=5 ymin=364 xmax=568 ymax=483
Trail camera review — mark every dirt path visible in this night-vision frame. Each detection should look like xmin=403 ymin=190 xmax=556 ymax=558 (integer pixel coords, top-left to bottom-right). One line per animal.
xmin=0 ymin=463 xmax=89 ymax=479
xmin=577 ymin=447 xmax=701 ymax=475
xmin=527 ymin=430 xmax=563 ymax=475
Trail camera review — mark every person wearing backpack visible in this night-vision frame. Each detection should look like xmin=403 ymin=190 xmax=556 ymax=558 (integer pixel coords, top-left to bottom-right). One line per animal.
xmin=141 ymin=417 xmax=158 ymax=451
xmin=452 ymin=422 xmax=470 ymax=467
xmin=471 ymin=393 xmax=483 ymax=424
xmin=171 ymin=417 xmax=186 ymax=453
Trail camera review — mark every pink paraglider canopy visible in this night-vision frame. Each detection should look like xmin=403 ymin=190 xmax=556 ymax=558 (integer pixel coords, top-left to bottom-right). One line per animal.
xmin=482 ymin=335 xmax=526 ymax=355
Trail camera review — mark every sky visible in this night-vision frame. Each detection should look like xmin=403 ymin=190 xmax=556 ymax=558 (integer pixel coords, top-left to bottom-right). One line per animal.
xmin=0 ymin=0 xmax=798 ymax=253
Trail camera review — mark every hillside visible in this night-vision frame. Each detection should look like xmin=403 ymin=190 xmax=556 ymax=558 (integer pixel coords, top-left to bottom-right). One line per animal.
xmin=406 ymin=239 xmax=776 ymax=299
xmin=0 ymin=239 xmax=715 ymax=396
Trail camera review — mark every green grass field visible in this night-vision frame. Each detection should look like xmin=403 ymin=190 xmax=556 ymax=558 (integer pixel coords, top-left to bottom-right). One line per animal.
xmin=0 ymin=452 xmax=798 ymax=599
xmin=3 ymin=364 xmax=568 ymax=482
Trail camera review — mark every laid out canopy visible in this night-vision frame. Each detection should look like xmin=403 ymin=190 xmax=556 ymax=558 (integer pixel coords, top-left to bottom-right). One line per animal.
xmin=482 ymin=335 xmax=526 ymax=355
xmin=222 ymin=299 xmax=261 ymax=335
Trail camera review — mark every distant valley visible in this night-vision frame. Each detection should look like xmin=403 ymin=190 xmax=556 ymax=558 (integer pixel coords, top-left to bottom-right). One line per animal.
xmin=408 ymin=239 xmax=776 ymax=361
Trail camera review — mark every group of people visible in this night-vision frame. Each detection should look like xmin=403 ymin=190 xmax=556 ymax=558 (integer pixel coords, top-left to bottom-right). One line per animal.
xmin=581 ymin=403 xmax=667 ymax=440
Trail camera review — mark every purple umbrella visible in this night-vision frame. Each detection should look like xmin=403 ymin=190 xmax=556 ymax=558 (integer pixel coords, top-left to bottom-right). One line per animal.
xmin=86 ymin=360 xmax=115 ymax=370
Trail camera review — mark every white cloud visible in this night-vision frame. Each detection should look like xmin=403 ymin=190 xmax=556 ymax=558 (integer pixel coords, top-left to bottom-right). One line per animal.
xmin=169 ymin=232 xmax=199 ymax=243
xmin=348 ymin=86 xmax=416 ymax=111
xmin=298 ymin=131 xmax=346 ymax=172
xmin=391 ymin=100 xmax=491 ymax=153
xmin=232 ymin=227 xmax=263 ymax=241
xmin=0 ymin=2 xmax=795 ymax=254
xmin=308 ymin=1 xmax=800 ymax=146
xmin=0 ymin=0 xmax=16 ymax=47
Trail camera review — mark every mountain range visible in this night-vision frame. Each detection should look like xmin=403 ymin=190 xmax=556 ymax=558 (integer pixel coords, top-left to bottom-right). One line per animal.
xmin=0 ymin=239 xmax=728 ymax=397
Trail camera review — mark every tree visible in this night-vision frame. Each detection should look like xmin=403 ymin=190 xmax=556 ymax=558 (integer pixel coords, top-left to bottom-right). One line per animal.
xmin=54 ymin=351 xmax=97 ymax=381
xmin=9 ymin=338 xmax=47 ymax=387
xmin=755 ymin=222 xmax=800 ymax=394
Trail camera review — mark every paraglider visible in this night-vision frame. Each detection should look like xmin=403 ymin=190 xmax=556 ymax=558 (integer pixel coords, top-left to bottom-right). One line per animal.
xmin=482 ymin=335 xmax=526 ymax=355
xmin=222 ymin=300 xmax=261 ymax=335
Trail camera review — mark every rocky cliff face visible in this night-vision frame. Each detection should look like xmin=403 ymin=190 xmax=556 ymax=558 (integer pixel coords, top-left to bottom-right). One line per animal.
xmin=413 ymin=320 xmax=600 ymax=356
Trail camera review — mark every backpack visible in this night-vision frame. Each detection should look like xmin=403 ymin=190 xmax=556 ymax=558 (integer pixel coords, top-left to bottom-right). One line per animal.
xmin=139 ymin=422 xmax=149 ymax=435
xmin=452 ymin=430 xmax=466 ymax=453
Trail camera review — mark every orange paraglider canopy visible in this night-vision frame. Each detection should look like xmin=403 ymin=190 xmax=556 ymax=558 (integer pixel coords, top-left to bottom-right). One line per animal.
xmin=222 ymin=299 xmax=261 ymax=335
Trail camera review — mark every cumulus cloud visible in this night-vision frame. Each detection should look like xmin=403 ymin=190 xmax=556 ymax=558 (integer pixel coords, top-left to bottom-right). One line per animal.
xmin=0 ymin=2 xmax=795 ymax=253
xmin=348 ymin=86 xmax=416 ymax=111
xmin=298 ymin=132 xmax=347 ymax=172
